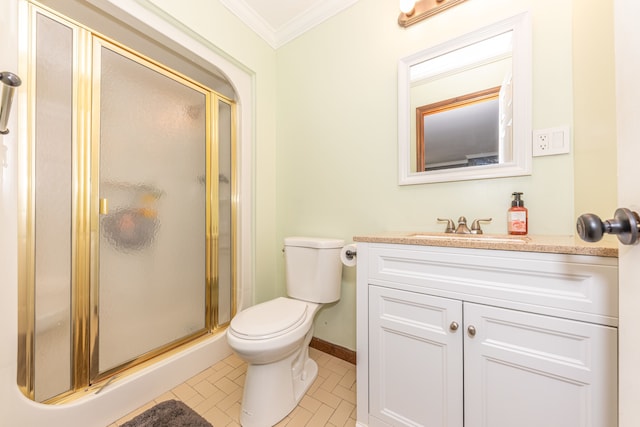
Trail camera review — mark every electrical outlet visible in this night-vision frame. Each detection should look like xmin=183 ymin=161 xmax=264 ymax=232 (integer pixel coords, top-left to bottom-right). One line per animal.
xmin=532 ymin=126 xmax=570 ymax=157
xmin=534 ymin=132 xmax=550 ymax=153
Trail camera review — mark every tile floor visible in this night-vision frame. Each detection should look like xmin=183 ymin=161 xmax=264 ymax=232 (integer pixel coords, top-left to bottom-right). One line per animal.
xmin=109 ymin=347 xmax=357 ymax=427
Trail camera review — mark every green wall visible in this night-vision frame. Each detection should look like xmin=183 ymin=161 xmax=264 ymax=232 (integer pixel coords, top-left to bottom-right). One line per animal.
xmin=148 ymin=0 xmax=616 ymax=351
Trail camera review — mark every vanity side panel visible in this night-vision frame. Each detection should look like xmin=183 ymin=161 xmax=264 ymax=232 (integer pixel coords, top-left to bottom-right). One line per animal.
xmin=356 ymin=242 xmax=370 ymax=426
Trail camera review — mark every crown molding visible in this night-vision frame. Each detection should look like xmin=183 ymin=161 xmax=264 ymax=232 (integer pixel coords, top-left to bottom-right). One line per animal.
xmin=220 ymin=0 xmax=360 ymax=49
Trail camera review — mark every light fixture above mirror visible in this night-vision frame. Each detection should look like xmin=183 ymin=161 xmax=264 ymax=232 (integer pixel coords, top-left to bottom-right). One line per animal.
xmin=398 ymin=0 xmax=467 ymax=28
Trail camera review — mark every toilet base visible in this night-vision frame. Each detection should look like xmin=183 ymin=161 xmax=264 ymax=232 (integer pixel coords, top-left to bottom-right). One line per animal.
xmin=239 ymin=348 xmax=318 ymax=427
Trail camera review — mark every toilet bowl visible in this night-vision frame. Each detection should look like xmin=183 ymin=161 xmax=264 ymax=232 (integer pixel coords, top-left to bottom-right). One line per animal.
xmin=227 ymin=297 xmax=318 ymax=364
xmin=227 ymin=298 xmax=320 ymax=426
xmin=226 ymin=237 xmax=344 ymax=427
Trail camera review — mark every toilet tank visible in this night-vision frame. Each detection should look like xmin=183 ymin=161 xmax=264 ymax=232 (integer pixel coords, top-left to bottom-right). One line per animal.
xmin=284 ymin=237 xmax=344 ymax=303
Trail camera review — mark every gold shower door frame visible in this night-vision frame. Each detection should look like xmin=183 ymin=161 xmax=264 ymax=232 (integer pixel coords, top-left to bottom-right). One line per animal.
xmin=88 ymin=37 xmax=218 ymax=384
xmin=18 ymin=2 xmax=237 ymax=403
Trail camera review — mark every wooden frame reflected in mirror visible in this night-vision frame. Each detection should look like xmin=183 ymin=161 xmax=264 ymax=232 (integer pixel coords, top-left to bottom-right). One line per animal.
xmin=416 ymin=86 xmax=500 ymax=172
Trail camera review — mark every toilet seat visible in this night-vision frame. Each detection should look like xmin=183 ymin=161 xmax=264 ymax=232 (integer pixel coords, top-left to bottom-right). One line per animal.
xmin=230 ymin=297 xmax=308 ymax=340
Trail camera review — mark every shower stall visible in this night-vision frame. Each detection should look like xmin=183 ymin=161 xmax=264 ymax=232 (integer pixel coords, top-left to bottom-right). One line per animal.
xmin=17 ymin=1 xmax=237 ymax=403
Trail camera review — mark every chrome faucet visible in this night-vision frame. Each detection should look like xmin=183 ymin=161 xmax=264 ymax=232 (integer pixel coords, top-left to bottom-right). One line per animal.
xmin=438 ymin=217 xmax=492 ymax=234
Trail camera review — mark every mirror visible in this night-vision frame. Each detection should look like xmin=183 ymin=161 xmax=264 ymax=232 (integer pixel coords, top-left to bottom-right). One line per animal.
xmin=398 ymin=13 xmax=532 ymax=184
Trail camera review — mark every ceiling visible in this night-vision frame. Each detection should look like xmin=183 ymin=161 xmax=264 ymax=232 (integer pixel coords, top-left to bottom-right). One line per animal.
xmin=219 ymin=0 xmax=361 ymax=49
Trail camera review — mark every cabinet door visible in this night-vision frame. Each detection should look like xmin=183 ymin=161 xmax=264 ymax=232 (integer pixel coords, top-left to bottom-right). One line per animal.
xmin=464 ymin=302 xmax=618 ymax=427
xmin=369 ymin=286 xmax=463 ymax=427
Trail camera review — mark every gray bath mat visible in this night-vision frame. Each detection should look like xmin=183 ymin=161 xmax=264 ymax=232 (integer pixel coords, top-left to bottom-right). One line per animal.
xmin=121 ymin=399 xmax=212 ymax=427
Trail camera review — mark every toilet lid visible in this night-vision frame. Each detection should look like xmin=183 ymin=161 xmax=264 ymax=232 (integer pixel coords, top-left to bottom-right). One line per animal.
xmin=230 ymin=297 xmax=308 ymax=339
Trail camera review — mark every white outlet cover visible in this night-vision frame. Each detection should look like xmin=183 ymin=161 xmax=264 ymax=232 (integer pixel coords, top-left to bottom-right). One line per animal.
xmin=532 ymin=126 xmax=570 ymax=157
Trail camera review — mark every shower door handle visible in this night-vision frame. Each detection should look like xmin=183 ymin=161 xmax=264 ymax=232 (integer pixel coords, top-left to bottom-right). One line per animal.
xmin=99 ymin=198 xmax=108 ymax=215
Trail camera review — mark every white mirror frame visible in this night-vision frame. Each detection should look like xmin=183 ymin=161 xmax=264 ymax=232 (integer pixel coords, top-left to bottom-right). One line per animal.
xmin=398 ymin=12 xmax=532 ymax=185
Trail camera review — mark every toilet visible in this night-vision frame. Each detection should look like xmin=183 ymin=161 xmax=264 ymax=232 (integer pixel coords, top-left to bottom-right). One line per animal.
xmin=226 ymin=236 xmax=344 ymax=427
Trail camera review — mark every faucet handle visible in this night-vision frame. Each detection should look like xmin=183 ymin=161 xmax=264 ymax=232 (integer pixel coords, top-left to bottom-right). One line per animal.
xmin=470 ymin=218 xmax=492 ymax=234
xmin=437 ymin=218 xmax=455 ymax=233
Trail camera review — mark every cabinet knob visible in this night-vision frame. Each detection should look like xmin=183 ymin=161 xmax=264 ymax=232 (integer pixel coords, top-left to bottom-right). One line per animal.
xmin=467 ymin=325 xmax=476 ymax=337
xmin=449 ymin=321 xmax=459 ymax=331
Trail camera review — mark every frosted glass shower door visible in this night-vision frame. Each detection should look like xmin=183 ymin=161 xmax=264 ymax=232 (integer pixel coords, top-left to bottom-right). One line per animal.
xmin=94 ymin=42 xmax=209 ymax=375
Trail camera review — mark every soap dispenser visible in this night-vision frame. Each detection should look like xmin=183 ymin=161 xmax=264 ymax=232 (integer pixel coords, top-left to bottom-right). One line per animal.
xmin=508 ymin=192 xmax=528 ymax=235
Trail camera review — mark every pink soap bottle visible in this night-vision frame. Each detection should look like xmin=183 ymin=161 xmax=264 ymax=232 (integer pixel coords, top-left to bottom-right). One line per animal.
xmin=507 ymin=192 xmax=528 ymax=235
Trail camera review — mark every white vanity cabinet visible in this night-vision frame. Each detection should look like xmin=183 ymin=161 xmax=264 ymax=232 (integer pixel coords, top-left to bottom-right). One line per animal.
xmin=356 ymin=242 xmax=618 ymax=427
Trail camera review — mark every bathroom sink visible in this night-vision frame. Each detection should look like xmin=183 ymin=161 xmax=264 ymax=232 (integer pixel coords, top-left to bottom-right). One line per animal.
xmin=407 ymin=233 xmax=531 ymax=244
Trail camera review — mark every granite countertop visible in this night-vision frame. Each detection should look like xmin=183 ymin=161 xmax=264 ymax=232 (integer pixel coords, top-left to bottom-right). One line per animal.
xmin=352 ymin=232 xmax=618 ymax=257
